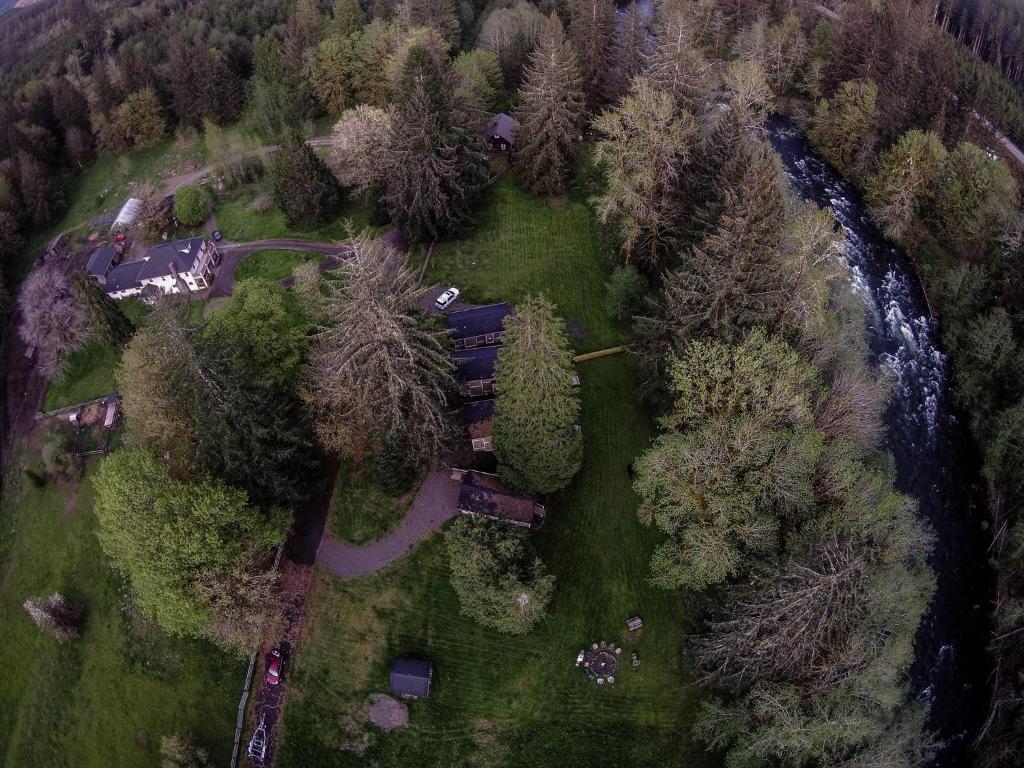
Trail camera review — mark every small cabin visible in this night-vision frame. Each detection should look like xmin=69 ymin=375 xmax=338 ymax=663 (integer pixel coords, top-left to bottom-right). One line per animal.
xmin=485 ymin=113 xmax=518 ymax=154
xmin=390 ymin=658 xmax=432 ymax=698
xmin=456 ymin=470 xmax=546 ymax=529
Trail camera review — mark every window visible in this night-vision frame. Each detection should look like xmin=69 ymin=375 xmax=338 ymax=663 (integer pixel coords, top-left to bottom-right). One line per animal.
xmin=194 ymin=276 xmax=207 ymax=289
xmin=500 ymin=143 xmax=507 ymax=151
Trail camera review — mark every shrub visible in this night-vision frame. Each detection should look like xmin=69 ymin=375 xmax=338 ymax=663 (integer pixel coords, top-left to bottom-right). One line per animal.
xmin=250 ymin=193 xmax=274 ymax=215
xmin=173 ymin=185 xmax=210 ymax=227
xmin=23 ymin=593 xmax=84 ymax=642
xmin=41 ymin=426 xmax=82 ymax=482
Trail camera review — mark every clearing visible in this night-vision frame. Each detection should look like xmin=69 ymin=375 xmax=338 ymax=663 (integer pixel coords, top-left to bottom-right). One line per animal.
xmin=234 ymin=249 xmax=327 ymax=283
xmin=278 ymin=175 xmax=706 ymax=767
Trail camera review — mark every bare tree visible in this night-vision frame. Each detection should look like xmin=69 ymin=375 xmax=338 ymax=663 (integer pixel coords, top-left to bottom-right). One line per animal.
xmin=23 ymin=593 xmax=84 ymax=642
xmin=330 ymin=105 xmax=395 ymax=193
xmin=18 ymin=264 xmax=89 ymax=378
xmin=304 ymin=234 xmax=456 ymax=465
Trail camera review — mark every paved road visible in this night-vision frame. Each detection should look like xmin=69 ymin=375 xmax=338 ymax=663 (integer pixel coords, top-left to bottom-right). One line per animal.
xmin=316 ymin=470 xmax=461 ymax=580
xmin=164 ymin=136 xmax=333 ymax=194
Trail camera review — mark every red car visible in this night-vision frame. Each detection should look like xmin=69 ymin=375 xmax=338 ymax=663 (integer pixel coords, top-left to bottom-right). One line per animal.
xmin=266 ymin=649 xmax=282 ymax=685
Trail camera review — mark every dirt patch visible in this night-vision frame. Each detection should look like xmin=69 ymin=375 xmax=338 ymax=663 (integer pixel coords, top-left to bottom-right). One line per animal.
xmin=547 ymin=195 xmax=567 ymax=207
xmin=367 ymin=693 xmax=408 ymax=732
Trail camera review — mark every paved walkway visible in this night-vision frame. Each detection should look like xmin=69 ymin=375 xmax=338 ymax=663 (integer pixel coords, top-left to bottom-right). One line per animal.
xmin=316 ymin=470 xmax=460 ymax=580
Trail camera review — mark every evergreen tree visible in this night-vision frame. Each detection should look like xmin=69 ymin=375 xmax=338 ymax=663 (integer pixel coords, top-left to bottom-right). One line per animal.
xmin=493 ymin=295 xmax=582 ymax=494
xmin=569 ymin=0 xmax=615 ymax=111
xmin=311 ymin=32 xmax=365 ymax=114
xmin=271 ymin=132 xmax=343 ymax=226
xmin=592 ymin=76 xmax=697 ymax=267
xmin=663 ymin=139 xmax=788 ymax=342
xmin=70 ymin=270 xmax=133 ymax=347
xmin=383 ymin=52 xmax=488 ymax=242
xmin=16 ymin=150 xmax=65 ymax=227
xmin=304 ymin=234 xmax=456 ymax=465
xmin=645 ymin=7 xmax=713 ymax=112
xmin=604 ymin=1 xmax=648 ymax=103
xmin=446 ymin=515 xmax=555 ymax=634
xmin=331 ymin=0 xmax=366 ymax=36
xmin=513 ymin=13 xmax=586 ymax=197
xmin=406 ymin=0 xmax=461 ymax=49
xmin=247 ymin=38 xmax=301 ymax=135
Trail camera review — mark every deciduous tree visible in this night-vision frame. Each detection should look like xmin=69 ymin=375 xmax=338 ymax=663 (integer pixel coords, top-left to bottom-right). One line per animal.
xmin=18 ymin=264 xmax=88 ymax=378
xmin=173 ymin=184 xmax=210 ymax=227
xmin=592 ymin=76 xmax=697 ymax=267
xmin=94 ymin=447 xmax=288 ymax=653
xmin=513 ymin=13 xmax=586 ymax=196
xmin=865 ymin=129 xmax=948 ymax=242
xmin=446 ymin=515 xmax=555 ymax=634
xmin=809 ymin=79 xmax=879 ymax=183
xmin=330 ymin=104 xmax=395 ymax=193
xmin=604 ymin=1 xmax=649 ymax=103
xmin=493 ymin=295 xmax=582 ymax=494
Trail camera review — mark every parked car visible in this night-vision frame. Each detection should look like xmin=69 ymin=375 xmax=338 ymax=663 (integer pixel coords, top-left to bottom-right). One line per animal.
xmin=266 ymin=648 xmax=282 ymax=685
xmin=435 ymin=287 xmax=460 ymax=310
xmin=211 ymin=229 xmax=223 ymax=242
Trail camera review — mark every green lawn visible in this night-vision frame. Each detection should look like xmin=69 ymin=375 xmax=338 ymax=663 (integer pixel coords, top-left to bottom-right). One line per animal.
xmin=216 ymin=190 xmax=375 ymax=244
xmin=0 ymin=456 xmax=243 ymax=767
xmin=235 ymin=250 xmax=327 ymax=283
xmin=328 ymin=464 xmax=416 ymax=545
xmin=279 ymin=178 xmax=705 ymax=767
xmin=428 ymin=176 xmax=622 ymax=354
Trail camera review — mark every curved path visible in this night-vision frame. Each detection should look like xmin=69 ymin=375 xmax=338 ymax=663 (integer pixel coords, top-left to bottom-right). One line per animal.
xmin=316 ymin=470 xmax=460 ymax=580
xmin=164 ymin=136 xmax=333 ymax=194
xmin=210 ymin=238 xmax=351 ymax=297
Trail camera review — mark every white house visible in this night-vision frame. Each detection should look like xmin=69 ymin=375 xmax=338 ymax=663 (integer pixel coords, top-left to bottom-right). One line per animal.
xmin=99 ymin=236 xmax=220 ymax=300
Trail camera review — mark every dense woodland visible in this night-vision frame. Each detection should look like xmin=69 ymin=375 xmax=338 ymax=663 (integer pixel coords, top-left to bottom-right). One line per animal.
xmin=2 ymin=0 xmax=1024 ymax=765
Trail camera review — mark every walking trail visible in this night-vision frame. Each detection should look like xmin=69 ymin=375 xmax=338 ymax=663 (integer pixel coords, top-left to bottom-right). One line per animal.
xmin=316 ymin=470 xmax=460 ymax=580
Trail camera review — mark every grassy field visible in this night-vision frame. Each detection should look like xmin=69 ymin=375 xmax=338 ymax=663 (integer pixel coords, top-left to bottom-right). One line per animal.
xmin=0 ymin=456 xmax=243 ymax=768
xmin=235 ymin=250 xmax=326 ymax=283
xmin=328 ymin=464 xmax=416 ymax=545
xmin=428 ymin=176 xmax=621 ymax=354
xmin=216 ymin=190 xmax=375 ymax=243
xmin=278 ymin=176 xmax=705 ymax=767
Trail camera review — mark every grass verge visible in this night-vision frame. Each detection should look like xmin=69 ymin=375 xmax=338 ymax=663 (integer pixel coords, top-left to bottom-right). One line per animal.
xmin=327 ymin=464 xmax=416 ymax=545
xmin=216 ymin=190 xmax=375 ymax=243
xmin=235 ymin=250 xmax=327 ymax=283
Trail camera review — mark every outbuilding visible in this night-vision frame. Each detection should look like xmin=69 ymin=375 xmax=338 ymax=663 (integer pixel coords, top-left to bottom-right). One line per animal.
xmin=485 ymin=113 xmax=518 ymax=153
xmin=390 ymin=658 xmax=433 ymax=698
xmin=447 ymin=303 xmax=510 ymax=350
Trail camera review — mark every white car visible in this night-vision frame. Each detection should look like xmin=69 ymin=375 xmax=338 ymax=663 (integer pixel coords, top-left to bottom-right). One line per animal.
xmin=435 ymin=287 xmax=460 ymax=310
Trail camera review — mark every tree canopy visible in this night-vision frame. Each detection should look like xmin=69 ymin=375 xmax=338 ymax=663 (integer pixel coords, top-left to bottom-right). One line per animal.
xmin=94 ymin=447 xmax=288 ymax=653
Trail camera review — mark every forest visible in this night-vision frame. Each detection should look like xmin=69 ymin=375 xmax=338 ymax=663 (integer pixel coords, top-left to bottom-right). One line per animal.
xmin=0 ymin=0 xmax=1023 ymax=766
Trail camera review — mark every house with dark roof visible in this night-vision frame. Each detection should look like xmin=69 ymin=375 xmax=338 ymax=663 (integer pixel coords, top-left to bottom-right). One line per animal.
xmin=456 ymin=470 xmax=546 ymax=528
xmin=461 ymin=398 xmax=495 ymax=452
xmin=455 ymin=346 xmax=499 ymax=398
xmin=447 ymin=303 xmax=510 ymax=350
xmin=99 ymin=236 xmax=220 ymax=300
xmin=485 ymin=113 xmax=518 ymax=153
xmin=86 ymin=244 xmax=118 ymax=280
xmin=390 ymin=658 xmax=432 ymax=698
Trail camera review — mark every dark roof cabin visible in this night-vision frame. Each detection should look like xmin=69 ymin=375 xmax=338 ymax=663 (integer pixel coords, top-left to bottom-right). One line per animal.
xmin=457 ymin=470 xmax=546 ymax=528
xmin=447 ymin=303 xmax=510 ymax=350
xmin=485 ymin=113 xmax=518 ymax=153
xmin=461 ymin=398 xmax=495 ymax=451
xmin=390 ymin=658 xmax=432 ymax=698
xmin=86 ymin=244 xmax=117 ymax=281
xmin=455 ymin=346 xmax=499 ymax=398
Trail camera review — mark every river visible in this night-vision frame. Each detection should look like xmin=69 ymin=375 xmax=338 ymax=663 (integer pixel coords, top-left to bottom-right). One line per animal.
xmin=767 ymin=116 xmax=994 ymax=765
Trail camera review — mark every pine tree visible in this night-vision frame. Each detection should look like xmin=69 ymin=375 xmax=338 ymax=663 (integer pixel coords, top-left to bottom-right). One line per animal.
xmin=645 ymin=7 xmax=713 ymax=112
xmin=592 ymin=76 xmax=697 ymax=267
xmin=493 ymin=295 xmax=582 ymax=494
xmin=604 ymin=1 xmax=648 ymax=103
xmin=271 ymin=132 xmax=343 ymax=226
xmin=405 ymin=0 xmax=461 ymax=49
xmin=569 ymin=0 xmax=615 ymax=111
xmin=70 ymin=270 xmax=134 ymax=347
xmin=663 ymin=139 xmax=789 ymax=342
xmin=809 ymin=78 xmax=879 ymax=183
xmin=331 ymin=0 xmax=366 ymax=36
xmin=383 ymin=53 xmax=488 ymax=242
xmin=513 ymin=13 xmax=586 ymax=197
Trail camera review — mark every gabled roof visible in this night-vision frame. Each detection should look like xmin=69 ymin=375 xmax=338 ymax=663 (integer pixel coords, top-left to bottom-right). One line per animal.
xmin=446 ymin=303 xmax=510 ymax=340
xmin=454 ymin=346 xmax=499 ymax=382
xmin=138 ymin=237 xmax=206 ymax=281
xmin=86 ymin=244 xmax=117 ymax=276
xmin=486 ymin=113 xmax=518 ymax=145
xmin=104 ymin=259 xmax=144 ymax=294
xmin=457 ymin=471 xmax=539 ymax=525
xmin=390 ymin=658 xmax=432 ymax=697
